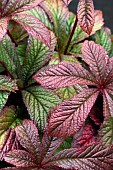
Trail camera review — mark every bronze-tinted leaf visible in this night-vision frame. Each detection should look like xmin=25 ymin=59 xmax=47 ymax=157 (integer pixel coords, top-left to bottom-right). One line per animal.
xmin=77 ymin=0 xmax=94 ymax=34
xmin=0 ymin=18 xmax=9 ymax=42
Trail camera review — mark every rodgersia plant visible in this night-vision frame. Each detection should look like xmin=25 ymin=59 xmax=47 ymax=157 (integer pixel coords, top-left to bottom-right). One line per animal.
xmin=0 ymin=0 xmax=113 ymax=169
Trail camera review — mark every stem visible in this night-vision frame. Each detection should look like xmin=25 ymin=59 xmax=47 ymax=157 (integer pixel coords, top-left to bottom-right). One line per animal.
xmin=64 ymin=16 xmax=78 ymax=55
xmin=7 ymin=30 xmax=18 ymax=47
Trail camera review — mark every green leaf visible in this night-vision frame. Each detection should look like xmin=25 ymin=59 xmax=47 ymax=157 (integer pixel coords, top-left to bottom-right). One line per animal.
xmin=0 ymin=91 xmax=9 ymax=112
xmin=0 ymin=75 xmax=18 ymax=92
xmin=100 ymin=117 xmax=113 ymax=147
xmin=0 ymin=35 xmax=17 ymax=78
xmin=0 ymin=107 xmax=21 ymax=137
xmin=22 ymin=86 xmax=60 ymax=130
xmin=95 ymin=28 xmax=112 ymax=53
xmin=16 ymin=44 xmax=27 ymax=65
xmin=21 ymin=32 xmax=56 ymax=82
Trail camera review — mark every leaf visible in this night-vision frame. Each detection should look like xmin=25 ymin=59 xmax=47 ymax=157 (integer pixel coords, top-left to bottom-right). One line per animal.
xmin=40 ymin=0 xmax=70 ymax=52
xmin=0 ymin=107 xmax=21 ymax=137
xmin=15 ymin=119 xmax=41 ymax=162
xmin=82 ymin=40 xmax=108 ymax=83
xmin=62 ymin=0 xmax=72 ymax=6
xmin=4 ymin=150 xmax=37 ymax=168
xmin=49 ymin=144 xmax=113 ymax=170
xmin=0 ymin=17 xmax=9 ymax=42
xmin=2 ymin=0 xmax=43 ymax=15
xmin=12 ymin=14 xmax=51 ymax=46
xmin=99 ymin=117 xmax=113 ymax=147
xmin=95 ymin=28 xmax=112 ymax=53
xmin=0 ymin=129 xmax=20 ymax=161
xmin=77 ymin=0 xmax=94 ymax=35
xmin=33 ymin=61 xmax=95 ymax=90
xmin=21 ymin=32 xmax=56 ymax=81
xmin=22 ymin=86 xmax=60 ymax=130
xmin=0 ymin=75 xmax=18 ymax=92
xmin=0 ymin=91 xmax=9 ymax=112
xmin=0 ymin=35 xmax=17 ymax=77
xmin=48 ymin=89 xmax=99 ymax=137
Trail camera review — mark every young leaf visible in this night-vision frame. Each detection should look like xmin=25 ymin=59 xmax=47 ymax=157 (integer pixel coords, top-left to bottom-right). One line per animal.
xmin=22 ymin=86 xmax=60 ymax=130
xmin=15 ymin=119 xmax=41 ymax=161
xmin=48 ymin=89 xmax=99 ymax=137
xmin=0 ymin=18 xmax=9 ymax=41
xmin=77 ymin=0 xmax=94 ymax=35
xmin=33 ymin=61 xmax=95 ymax=90
xmin=49 ymin=144 xmax=113 ymax=170
xmin=21 ymin=32 xmax=56 ymax=81
xmin=12 ymin=14 xmax=51 ymax=46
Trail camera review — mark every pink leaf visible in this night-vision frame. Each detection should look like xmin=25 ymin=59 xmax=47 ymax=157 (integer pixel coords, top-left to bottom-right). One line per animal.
xmin=48 ymin=89 xmax=99 ymax=137
xmin=0 ymin=17 xmax=9 ymax=42
xmin=4 ymin=150 xmax=37 ymax=168
xmin=77 ymin=0 xmax=94 ymax=35
xmin=15 ymin=120 xmax=41 ymax=162
xmin=82 ymin=40 xmax=108 ymax=84
xmin=33 ymin=61 xmax=95 ymax=90
xmin=62 ymin=0 xmax=72 ymax=6
xmin=12 ymin=14 xmax=51 ymax=46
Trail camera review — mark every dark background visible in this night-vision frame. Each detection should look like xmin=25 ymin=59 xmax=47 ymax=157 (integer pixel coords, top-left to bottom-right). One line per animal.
xmin=69 ymin=0 xmax=113 ymax=33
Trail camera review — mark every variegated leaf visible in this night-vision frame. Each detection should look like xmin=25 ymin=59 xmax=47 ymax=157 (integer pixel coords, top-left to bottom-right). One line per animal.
xmin=21 ymin=32 xmax=56 ymax=81
xmin=77 ymin=0 xmax=94 ymax=35
xmin=4 ymin=150 xmax=37 ymax=168
xmin=0 ymin=91 xmax=9 ymax=112
xmin=15 ymin=120 xmax=41 ymax=162
xmin=12 ymin=14 xmax=51 ymax=46
xmin=33 ymin=61 xmax=95 ymax=90
xmin=0 ymin=17 xmax=9 ymax=42
xmin=49 ymin=144 xmax=113 ymax=170
xmin=62 ymin=0 xmax=72 ymax=6
xmin=82 ymin=40 xmax=108 ymax=84
xmin=22 ymin=86 xmax=60 ymax=130
xmin=48 ymin=89 xmax=99 ymax=137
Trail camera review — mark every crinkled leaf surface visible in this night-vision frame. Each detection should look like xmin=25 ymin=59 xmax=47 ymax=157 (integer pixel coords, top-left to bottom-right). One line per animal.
xmin=0 ymin=75 xmax=18 ymax=92
xmin=0 ymin=91 xmax=9 ymax=112
xmin=49 ymin=144 xmax=113 ymax=170
xmin=0 ymin=18 xmax=9 ymax=42
xmin=21 ymin=32 xmax=56 ymax=81
xmin=12 ymin=14 xmax=51 ymax=46
xmin=22 ymin=86 xmax=60 ymax=130
xmin=77 ymin=0 xmax=94 ymax=35
xmin=48 ymin=89 xmax=99 ymax=137
xmin=34 ymin=61 xmax=95 ymax=90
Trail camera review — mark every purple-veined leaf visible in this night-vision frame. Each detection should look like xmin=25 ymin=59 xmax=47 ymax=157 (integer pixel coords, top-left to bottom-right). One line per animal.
xmin=2 ymin=0 xmax=43 ymax=15
xmin=4 ymin=150 xmax=37 ymax=168
xmin=12 ymin=14 xmax=51 ymax=46
xmin=72 ymin=122 xmax=97 ymax=148
xmin=0 ymin=75 xmax=18 ymax=92
xmin=21 ymin=32 xmax=56 ymax=81
xmin=48 ymin=89 xmax=99 ymax=137
xmin=0 ymin=91 xmax=9 ymax=112
xmin=22 ymin=86 xmax=60 ymax=130
xmin=0 ymin=129 xmax=20 ymax=161
xmin=49 ymin=144 xmax=113 ymax=170
xmin=15 ymin=119 xmax=41 ymax=162
xmin=33 ymin=61 xmax=95 ymax=90
xmin=0 ymin=17 xmax=9 ymax=42
xmin=103 ymin=90 xmax=113 ymax=117
xmin=62 ymin=0 xmax=72 ymax=6
xmin=99 ymin=117 xmax=113 ymax=147
xmin=40 ymin=0 xmax=70 ymax=52
xmin=81 ymin=40 xmax=108 ymax=84
xmin=77 ymin=0 xmax=94 ymax=35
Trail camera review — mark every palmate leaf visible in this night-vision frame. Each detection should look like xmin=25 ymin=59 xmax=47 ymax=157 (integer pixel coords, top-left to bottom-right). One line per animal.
xmin=22 ymin=86 xmax=60 ymax=130
xmin=81 ymin=40 xmax=108 ymax=83
xmin=33 ymin=61 xmax=95 ymax=90
xmin=77 ymin=0 xmax=94 ymax=35
xmin=48 ymin=89 xmax=99 ymax=137
xmin=12 ymin=14 xmax=51 ymax=47
xmin=21 ymin=32 xmax=56 ymax=81
xmin=15 ymin=119 xmax=40 ymax=162
xmin=0 ymin=91 xmax=9 ymax=112
xmin=40 ymin=0 xmax=70 ymax=52
xmin=0 ymin=18 xmax=9 ymax=42
xmin=2 ymin=0 xmax=43 ymax=15
xmin=49 ymin=144 xmax=113 ymax=170
xmin=0 ymin=75 xmax=18 ymax=92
